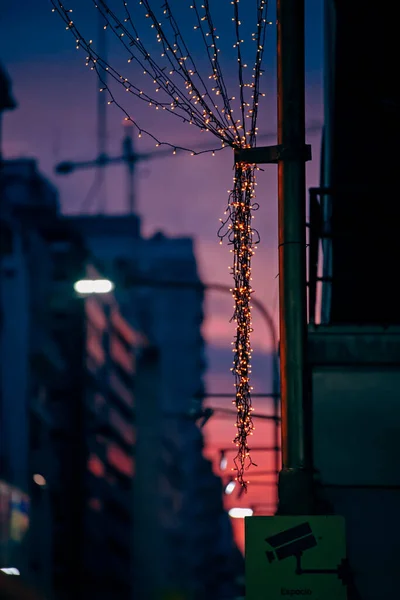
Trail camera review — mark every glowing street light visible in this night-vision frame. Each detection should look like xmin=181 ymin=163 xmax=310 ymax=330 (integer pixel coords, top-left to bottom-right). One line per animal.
xmin=225 ymin=480 xmax=236 ymax=495
xmin=0 ymin=568 xmax=20 ymax=575
xmin=228 ymin=507 xmax=253 ymax=519
xmin=73 ymin=279 xmax=114 ymax=295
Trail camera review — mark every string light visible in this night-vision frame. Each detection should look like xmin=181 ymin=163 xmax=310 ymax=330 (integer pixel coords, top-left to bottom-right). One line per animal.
xmin=218 ymin=163 xmax=260 ymax=489
xmin=51 ymin=0 xmax=270 ymax=489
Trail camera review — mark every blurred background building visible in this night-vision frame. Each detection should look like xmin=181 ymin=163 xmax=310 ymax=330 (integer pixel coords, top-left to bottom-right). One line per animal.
xmin=0 ymin=156 xmax=61 ymax=594
xmin=0 ymin=63 xmax=243 ymax=600
xmin=4 ymin=1 xmax=400 ymax=597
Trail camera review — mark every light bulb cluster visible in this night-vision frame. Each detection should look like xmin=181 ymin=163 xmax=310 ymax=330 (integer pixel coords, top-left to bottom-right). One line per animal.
xmin=51 ymin=0 xmax=270 ymax=155
xmin=51 ymin=0 xmax=271 ymax=488
xmin=52 ymin=0 xmax=227 ymax=154
xmin=218 ymin=163 xmax=260 ymax=490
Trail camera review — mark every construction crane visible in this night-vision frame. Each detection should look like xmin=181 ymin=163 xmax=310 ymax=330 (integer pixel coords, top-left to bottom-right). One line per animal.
xmin=54 ymin=8 xmax=154 ymax=215
xmin=55 ymin=124 xmax=153 ymax=214
xmin=54 ymin=120 xmax=321 ymax=214
xmin=96 ymin=8 xmax=107 ymax=213
xmin=54 ymin=0 xmax=322 ymax=216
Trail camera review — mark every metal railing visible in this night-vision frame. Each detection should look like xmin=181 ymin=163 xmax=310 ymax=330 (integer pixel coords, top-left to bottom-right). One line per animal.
xmin=307 ymin=187 xmax=334 ymax=325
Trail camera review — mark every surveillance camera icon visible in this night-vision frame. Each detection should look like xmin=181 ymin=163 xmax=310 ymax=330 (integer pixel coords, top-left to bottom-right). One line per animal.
xmin=265 ymin=522 xmax=317 ymax=564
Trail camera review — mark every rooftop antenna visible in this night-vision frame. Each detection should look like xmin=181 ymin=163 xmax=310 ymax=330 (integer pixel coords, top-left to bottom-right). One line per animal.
xmin=96 ymin=9 xmax=108 ymax=213
xmin=122 ymin=121 xmax=136 ymax=214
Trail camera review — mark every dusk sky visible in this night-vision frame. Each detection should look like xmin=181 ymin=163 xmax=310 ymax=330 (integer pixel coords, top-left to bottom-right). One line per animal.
xmin=1 ymin=0 xmax=324 ymax=537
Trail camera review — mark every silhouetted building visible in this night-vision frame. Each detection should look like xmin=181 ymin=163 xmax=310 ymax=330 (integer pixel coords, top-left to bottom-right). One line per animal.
xmin=0 ymin=158 xmax=61 ymax=594
xmin=1 ymin=65 xmax=241 ymax=599
xmin=318 ymin=0 xmax=400 ymax=325
xmin=0 ymin=157 xmax=145 ymax=599
xmin=29 ymin=225 xmax=149 ymax=600
xmin=307 ymin=3 xmax=400 ymax=599
xmin=65 ymin=219 xmax=207 ymax=414
xmin=80 ymin=263 xmax=146 ymax=600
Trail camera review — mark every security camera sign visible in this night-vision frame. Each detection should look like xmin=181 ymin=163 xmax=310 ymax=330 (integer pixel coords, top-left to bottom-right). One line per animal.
xmin=245 ymin=516 xmax=347 ymax=599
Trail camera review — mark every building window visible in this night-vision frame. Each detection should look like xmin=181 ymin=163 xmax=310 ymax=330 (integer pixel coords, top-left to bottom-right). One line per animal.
xmin=0 ymin=221 xmax=13 ymax=256
xmin=88 ymin=454 xmax=105 ymax=478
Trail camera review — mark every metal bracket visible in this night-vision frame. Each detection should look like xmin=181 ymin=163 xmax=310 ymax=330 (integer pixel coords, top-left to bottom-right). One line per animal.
xmin=234 ymin=144 xmax=312 ymax=165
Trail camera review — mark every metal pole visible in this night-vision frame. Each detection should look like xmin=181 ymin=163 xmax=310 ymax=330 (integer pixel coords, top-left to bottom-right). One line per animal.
xmin=97 ymin=10 xmax=108 ymax=212
xmin=272 ymin=349 xmax=281 ymax=508
xmin=276 ymin=0 xmax=313 ymax=514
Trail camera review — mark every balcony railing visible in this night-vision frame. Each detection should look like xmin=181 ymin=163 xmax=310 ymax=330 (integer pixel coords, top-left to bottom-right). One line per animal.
xmin=307 ymin=187 xmax=334 ymax=325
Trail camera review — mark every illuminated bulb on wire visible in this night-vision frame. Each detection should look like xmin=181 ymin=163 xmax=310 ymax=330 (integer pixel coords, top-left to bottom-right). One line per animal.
xmin=54 ymin=0 xmax=268 ymax=487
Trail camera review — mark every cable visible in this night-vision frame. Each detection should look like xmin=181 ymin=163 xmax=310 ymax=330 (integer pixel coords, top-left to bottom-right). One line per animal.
xmin=50 ymin=0 xmax=271 ymax=489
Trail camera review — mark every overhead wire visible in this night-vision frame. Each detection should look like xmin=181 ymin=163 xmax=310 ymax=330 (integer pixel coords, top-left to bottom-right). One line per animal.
xmin=51 ymin=0 xmax=271 ymax=489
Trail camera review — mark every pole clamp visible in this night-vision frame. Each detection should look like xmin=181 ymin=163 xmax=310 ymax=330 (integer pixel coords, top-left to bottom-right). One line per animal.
xmin=234 ymin=144 xmax=312 ymax=165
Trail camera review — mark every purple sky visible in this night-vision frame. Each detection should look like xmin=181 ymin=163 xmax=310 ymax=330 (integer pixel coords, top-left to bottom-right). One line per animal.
xmin=1 ymin=1 xmax=324 ymax=510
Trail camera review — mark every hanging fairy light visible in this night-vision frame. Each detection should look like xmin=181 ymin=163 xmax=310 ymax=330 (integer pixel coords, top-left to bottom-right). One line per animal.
xmin=218 ymin=163 xmax=260 ymax=488
xmin=51 ymin=0 xmax=270 ymax=489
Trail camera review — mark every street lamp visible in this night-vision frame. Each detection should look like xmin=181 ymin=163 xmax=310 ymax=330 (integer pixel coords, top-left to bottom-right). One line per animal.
xmin=73 ymin=278 xmax=115 ymax=295
xmin=0 ymin=568 xmax=20 ymax=576
xmin=228 ymin=508 xmax=253 ymax=519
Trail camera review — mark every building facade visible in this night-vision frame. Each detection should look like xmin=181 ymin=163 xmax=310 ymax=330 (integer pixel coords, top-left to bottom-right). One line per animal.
xmin=81 ymin=264 xmax=147 ymax=599
xmin=0 ymin=156 xmax=150 ymax=599
xmin=318 ymin=0 xmax=400 ymax=325
xmin=67 ymin=216 xmax=242 ymax=599
xmin=0 ymin=158 xmax=64 ymax=594
xmin=306 ymin=3 xmax=400 ymax=599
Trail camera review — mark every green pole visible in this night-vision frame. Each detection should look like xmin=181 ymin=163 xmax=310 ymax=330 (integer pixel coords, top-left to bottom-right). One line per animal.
xmin=276 ymin=0 xmax=314 ymax=514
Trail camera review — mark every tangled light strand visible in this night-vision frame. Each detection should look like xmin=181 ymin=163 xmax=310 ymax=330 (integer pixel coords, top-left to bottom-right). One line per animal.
xmin=218 ymin=164 xmax=260 ymax=489
xmin=51 ymin=0 xmax=270 ymax=489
